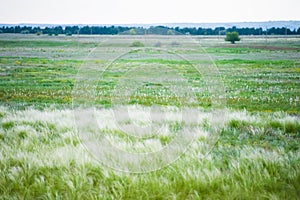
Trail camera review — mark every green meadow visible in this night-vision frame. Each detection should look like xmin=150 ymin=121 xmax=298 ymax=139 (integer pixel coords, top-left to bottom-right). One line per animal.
xmin=0 ymin=34 xmax=300 ymax=199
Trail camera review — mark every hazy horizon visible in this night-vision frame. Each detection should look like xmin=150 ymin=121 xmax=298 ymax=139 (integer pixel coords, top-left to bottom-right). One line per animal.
xmin=1 ymin=20 xmax=300 ymax=25
xmin=0 ymin=0 xmax=299 ymax=24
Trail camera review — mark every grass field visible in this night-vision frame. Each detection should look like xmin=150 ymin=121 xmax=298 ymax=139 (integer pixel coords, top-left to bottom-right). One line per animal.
xmin=0 ymin=34 xmax=300 ymax=199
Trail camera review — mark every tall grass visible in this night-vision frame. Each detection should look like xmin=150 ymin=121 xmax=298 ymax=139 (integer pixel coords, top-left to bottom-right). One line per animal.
xmin=0 ymin=106 xmax=299 ymax=199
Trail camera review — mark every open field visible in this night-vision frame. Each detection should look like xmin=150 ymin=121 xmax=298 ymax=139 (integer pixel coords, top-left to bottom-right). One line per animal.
xmin=0 ymin=34 xmax=300 ymax=199
xmin=1 ymin=34 xmax=299 ymax=113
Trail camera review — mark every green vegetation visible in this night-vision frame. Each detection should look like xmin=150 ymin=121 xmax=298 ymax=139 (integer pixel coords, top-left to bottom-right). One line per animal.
xmin=130 ymin=41 xmax=144 ymax=47
xmin=1 ymin=25 xmax=300 ymax=35
xmin=225 ymin=31 xmax=241 ymax=44
xmin=1 ymin=36 xmax=299 ymax=113
xmin=0 ymin=34 xmax=299 ymax=199
xmin=0 ymin=107 xmax=299 ymax=199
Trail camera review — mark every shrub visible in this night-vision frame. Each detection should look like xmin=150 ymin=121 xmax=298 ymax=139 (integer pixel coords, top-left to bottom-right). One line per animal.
xmin=130 ymin=41 xmax=144 ymax=47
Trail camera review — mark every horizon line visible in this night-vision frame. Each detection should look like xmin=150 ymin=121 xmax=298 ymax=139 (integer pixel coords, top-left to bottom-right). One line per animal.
xmin=1 ymin=20 xmax=300 ymax=26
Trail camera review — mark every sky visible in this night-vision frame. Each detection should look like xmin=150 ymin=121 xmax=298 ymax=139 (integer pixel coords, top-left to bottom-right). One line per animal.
xmin=0 ymin=0 xmax=299 ymax=24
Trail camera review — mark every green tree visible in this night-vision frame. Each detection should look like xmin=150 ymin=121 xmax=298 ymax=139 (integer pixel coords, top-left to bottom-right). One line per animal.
xmin=129 ymin=29 xmax=136 ymax=35
xmin=225 ymin=31 xmax=241 ymax=44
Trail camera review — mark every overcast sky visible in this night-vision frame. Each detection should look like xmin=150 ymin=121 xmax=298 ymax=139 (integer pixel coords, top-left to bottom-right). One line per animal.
xmin=0 ymin=0 xmax=299 ymax=24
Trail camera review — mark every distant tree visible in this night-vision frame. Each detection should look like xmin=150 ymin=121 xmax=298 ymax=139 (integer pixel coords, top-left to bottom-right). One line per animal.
xmin=129 ymin=29 xmax=136 ymax=35
xmin=43 ymin=27 xmax=53 ymax=35
xmin=79 ymin=26 xmax=91 ymax=34
xmin=225 ymin=31 xmax=241 ymax=44
xmin=65 ymin=26 xmax=79 ymax=35
xmin=1 ymin=25 xmax=298 ymax=36
xmin=14 ymin=26 xmax=21 ymax=33
xmin=21 ymin=30 xmax=29 ymax=34
xmin=53 ymin=26 xmax=63 ymax=35
xmin=196 ymin=27 xmax=204 ymax=35
xmin=32 ymin=27 xmax=41 ymax=34
xmin=215 ymin=27 xmax=226 ymax=35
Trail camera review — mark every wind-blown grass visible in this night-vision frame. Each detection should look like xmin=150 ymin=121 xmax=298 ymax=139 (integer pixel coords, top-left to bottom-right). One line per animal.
xmin=1 ymin=34 xmax=300 ymax=199
xmin=0 ymin=106 xmax=299 ymax=199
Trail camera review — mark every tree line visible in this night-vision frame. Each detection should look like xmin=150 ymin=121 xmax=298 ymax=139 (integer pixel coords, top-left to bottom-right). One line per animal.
xmin=0 ymin=25 xmax=300 ymax=35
